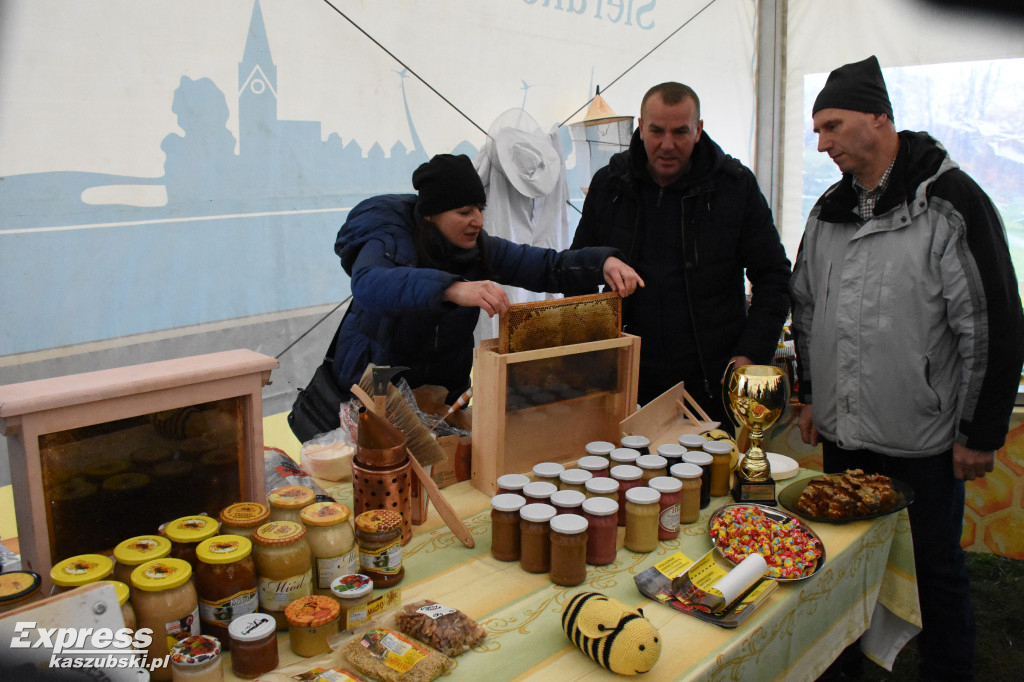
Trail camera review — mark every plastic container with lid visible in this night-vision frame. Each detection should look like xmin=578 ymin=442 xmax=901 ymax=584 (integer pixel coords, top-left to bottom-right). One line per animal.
xmin=354 ymin=509 xmax=404 ymax=588
xmin=532 ymin=461 xmax=565 ymax=483
xmin=678 ymin=433 xmax=708 ymax=450
xmin=636 ymin=454 xmax=668 ymax=481
xmin=620 ymin=435 xmax=651 ymax=455
xmin=670 ymin=462 xmax=703 ymax=523
xmin=267 ymin=485 xmax=317 ymax=524
xmin=114 ymin=535 xmax=173 ymax=587
xmin=300 ymin=502 xmax=358 ymax=596
xmin=550 ymin=489 xmax=586 ymax=516
xmin=577 ymin=456 xmax=610 ymax=479
xmin=703 ymin=440 xmax=735 ymax=497
xmin=521 ymin=480 xmax=557 ymax=505
xmin=131 ymin=558 xmax=200 ymax=681
xmin=584 ymin=440 xmax=615 ymax=457
xmin=195 ymin=535 xmax=258 ymax=647
xmin=558 ymin=468 xmax=592 ymax=493
xmin=584 ymin=476 xmax=619 ymax=501
xmin=330 ymin=573 xmax=374 ymax=632
xmin=165 ymin=515 xmax=220 ymax=571
xmin=648 ymin=476 xmax=683 ymax=540
xmin=609 ymin=447 xmax=640 ymax=466
xmin=624 ymin=487 xmax=660 ymax=553
xmin=227 ymin=613 xmax=278 ymax=679
xmin=0 ymin=571 xmax=42 ymax=614
xmin=50 ymin=553 xmax=114 ymax=595
xmin=97 ymin=580 xmax=137 ymax=631
xmin=610 ymin=465 xmax=643 ymax=527
xmin=496 ymin=473 xmax=531 ymax=495
xmin=285 ymin=594 xmax=341 ymax=657
xmin=581 ymin=497 xmax=618 ymax=566
xmin=490 ymin=493 xmax=526 ymax=562
xmin=519 ymin=503 xmax=556 ymax=574
xmin=656 ymin=443 xmax=687 ymax=470
xmin=218 ymin=502 xmax=270 ymax=539
xmin=549 ymin=514 xmax=589 ymax=587
xmin=682 ymin=451 xmax=714 ymax=509
xmin=169 ymin=634 xmax=222 ymax=681
xmin=252 ymin=521 xmax=313 ymax=630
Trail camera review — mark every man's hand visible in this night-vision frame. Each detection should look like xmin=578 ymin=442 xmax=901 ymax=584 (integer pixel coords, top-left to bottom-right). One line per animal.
xmin=602 ymin=257 xmax=645 ymax=297
xmin=798 ymin=403 xmax=819 ymax=446
xmin=443 ymin=280 xmax=510 ymax=317
xmin=953 ymin=442 xmax=995 ymax=481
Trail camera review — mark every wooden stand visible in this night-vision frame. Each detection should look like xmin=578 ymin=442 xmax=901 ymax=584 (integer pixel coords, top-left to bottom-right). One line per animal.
xmin=619 ymin=381 xmax=720 ymax=449
xmin=471 ymin=334 xmax=640 ymax=496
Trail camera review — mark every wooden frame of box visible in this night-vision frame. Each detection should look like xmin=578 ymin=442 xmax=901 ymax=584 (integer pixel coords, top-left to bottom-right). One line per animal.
xmin=0 ymin=349 xmax=278 ymax=587
xmin=471 ymin=333 xmax=640 ymax=495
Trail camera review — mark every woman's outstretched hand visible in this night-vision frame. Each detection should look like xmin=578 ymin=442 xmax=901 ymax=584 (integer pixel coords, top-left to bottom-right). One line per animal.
xmin=603 ymin=257 xmax=645 ymax=297
xmin=443 ymin=280 xmax=510 ymax=317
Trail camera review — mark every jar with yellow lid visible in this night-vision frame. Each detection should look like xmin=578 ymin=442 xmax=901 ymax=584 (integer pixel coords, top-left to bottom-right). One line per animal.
xmin=218 ymin=502 xmax=270 ymax=539
xmin=300 ymin=502 xmax=358 ymax=596
xmin=130 ymin=558 xmax=200 ymax=681
xmin=164 ymin=516 xmax=220 ymax=571
xmin=169 ymin=634 xmax=223 ymax=682
xmin=354 ymin=510 xmax=404 ymax=588
xmin=50 ymin=553 xmax=114 ymax=595
xmin=267 ymin=485 xmax=316 ymax=524
xmin=195 ymin=535 xmax=258 ymax=648
xmin=252 ymin=521 xmax=313 ymax=630
xmin=114 ymin=535 xmax=173 ymax=588
xmin=97 ymin=580 xmax=136 ymax=630
xmin=0 ymin=571 xmax=42 ymax=614
xmin=285 ymin=594 xmax=341 ymax=657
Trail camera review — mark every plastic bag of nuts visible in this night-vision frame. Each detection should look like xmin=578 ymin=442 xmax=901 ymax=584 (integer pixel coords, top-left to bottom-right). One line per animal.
xmin=394 ymin=600 xmax=487 ymax=658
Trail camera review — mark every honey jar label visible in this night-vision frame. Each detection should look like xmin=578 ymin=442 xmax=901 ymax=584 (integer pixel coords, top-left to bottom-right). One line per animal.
xmin=258 ymin=570 xmax=312 ymax=611
xmin=163 ymin=605 xmax=200 ymax=652
xmin=199 ymin=588 xmax=258 ymax=627
xmin=316 ymin=549 xmax=359 ymax=589
xmin=358 ymin=542 xmax=402 ymax=576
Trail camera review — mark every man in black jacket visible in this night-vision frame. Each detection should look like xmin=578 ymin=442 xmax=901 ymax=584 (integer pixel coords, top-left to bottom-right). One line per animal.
xmin=572 ymin=82 xmax=791 ymax=420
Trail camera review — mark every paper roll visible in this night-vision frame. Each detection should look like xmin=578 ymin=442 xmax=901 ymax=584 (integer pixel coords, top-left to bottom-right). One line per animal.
xmin=712 ymin=552 xmax=768 ymax=604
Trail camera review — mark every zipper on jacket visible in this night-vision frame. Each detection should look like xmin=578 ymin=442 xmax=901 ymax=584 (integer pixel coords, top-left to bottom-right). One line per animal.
xmin=679 ymin=192 xmax=712 ymax=400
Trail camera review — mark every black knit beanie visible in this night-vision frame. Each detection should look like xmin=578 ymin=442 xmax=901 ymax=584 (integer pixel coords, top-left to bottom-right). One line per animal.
xmin=412 ymin=154 xmax=486 ymax=216
xmin=813 ymin=55 xmax=894 ymax=121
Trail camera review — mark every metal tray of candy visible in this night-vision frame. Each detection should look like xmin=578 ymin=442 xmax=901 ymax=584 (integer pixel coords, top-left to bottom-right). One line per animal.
xmin=707 ymin=503 xmax=826 ymax=581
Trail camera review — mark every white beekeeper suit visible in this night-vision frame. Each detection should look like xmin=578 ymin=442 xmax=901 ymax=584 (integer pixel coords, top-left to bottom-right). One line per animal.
xmin=473 ymin=108 xmax=572 ymax=344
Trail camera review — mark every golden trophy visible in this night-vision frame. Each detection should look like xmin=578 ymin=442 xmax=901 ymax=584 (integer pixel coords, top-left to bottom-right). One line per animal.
xmin=724 ymin=364 xmax=791 ymax=505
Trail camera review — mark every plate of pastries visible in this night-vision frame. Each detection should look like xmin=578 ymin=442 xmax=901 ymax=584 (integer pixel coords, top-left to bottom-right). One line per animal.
xmin=779 ymin=469 xmax=914 ymax=523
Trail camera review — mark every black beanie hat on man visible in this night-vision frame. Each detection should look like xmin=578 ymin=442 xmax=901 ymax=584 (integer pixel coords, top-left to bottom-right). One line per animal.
xmin=412 ymin=154 xmax=486 ymax=217
xmin=812 ymin=55 xmax=894 ymax=121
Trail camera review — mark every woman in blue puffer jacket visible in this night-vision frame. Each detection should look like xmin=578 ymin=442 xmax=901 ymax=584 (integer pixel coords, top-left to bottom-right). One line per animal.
xmin=333 ymin=153 xmax=644 ymax=404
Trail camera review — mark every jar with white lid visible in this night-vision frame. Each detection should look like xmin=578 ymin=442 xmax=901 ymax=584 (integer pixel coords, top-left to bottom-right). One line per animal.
xmin=648 ymin=476 xmax=683 ymax=540
xmin=519 ymin=503 xmax=556 ymax=574
xmin=609 ymin=448 xmax=640 ymax=466
xmin=585 ymin=476 xmax=619 ymax=501
xmin=558 ymin=468 xmax=592 ymax=493
xmin=532 ymin=461 xmax=564 ymax=483
xmin=227 ymin=613 xmax=278 ymax=679
xmin=266 ymin=485 xmax=316 ymax=524
xmin=610 ymin=465 xmax=643 ymax=526
xmin=549 ymin=514 xmax=589 ymax=587
xmin=131 ymin=558 xmax=200 ymax=681
xmin=620 ymin=435 xmax=651 ymax=455
xmin=169 ymin=634 xmax=222 ymax=682
xmin=550 ymin=489 xmax=586 ymax=516
xmin=490 ymin=493 xmax=526 ymax=562
xmin=636 ymin=454 xmax=668 ymax=482
xmin=577 ymin=456 xmax=610 ymax=479
xmin=703 ymin=440 xmax=735 ymax=497
xmin=678 ymin=433 xmax=708 ymax=450
xmin=300 ymin=502 xmax=357 ymax=596
xmin=50 ymin=553 xmax=114 ymax=595
xmin=581 ymin=497 xmax=618 ymax=566
xmin=584 ymin=441 xmax=615 ymax=457
xmin=330 ymin=573 xmax=374 ymax=632
xmin=682 ymin=451 xmax=713 ymax=509
xmin=496 ymin=473 xmax=531 ymax=495
xmin=522 ymin=480 xmax=557 ymax=505
xmin=624 ymin=487 xmax=660 ymax=553
xmin=670 ymin=462 xmax=703 ymax=523
xmin=656 ymin=443 xmax=687 ymax=470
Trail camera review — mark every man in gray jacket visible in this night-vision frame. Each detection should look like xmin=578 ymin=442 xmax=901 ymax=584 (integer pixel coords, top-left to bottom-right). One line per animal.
xmin=791 ymin=56 xmax=1023 ymax=680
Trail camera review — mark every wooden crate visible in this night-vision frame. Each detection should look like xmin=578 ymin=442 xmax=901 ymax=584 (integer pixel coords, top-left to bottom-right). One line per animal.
xmin=0 ymin=349 xmax=278 ymax=589
xmin=619 ymin=381 xmax=721 ymax=450
xmin=471 ymin=333 xmax=640 ymax=495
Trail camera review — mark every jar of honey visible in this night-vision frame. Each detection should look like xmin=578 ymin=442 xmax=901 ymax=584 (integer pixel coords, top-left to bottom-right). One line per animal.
xmin=610 ymin=465 xmax=643 ymax=527
xmin=252 ymin=521 xmax=313 ymax=630
xmin=558 ymin=468 xmax=592 ymax=493
xmin=624 ymin=487 xmax=660 ymax=553
xmin=354 ymin=509 xmax=404 ymax=588
xmin=496 ymin=473 xmax=531 ymax=496
xmin=113 ymin=535 xmax=172 ymax=589
xmin=703 ymin=440 xmax=735 ymax=497
xmin=670 ymin=463 xmax=703 ymax=524
xmin=490 ymin=493 xmax=526 ymax=562
xmin=330 ymin=573 xmax=374 ymax=632
xmin=577 ymin=456 xmax=610 ymax=480
xmin=532 ymin=461 xmax=564 ymax=484
xmin=97 ymin=580 xmax=136 ymax=631
xmin=519 ymin=503 xmax=556 ymax=574
xmin=267 ymin=485 xmax=316 ymax=524
xmin=300 ymin=502 xmax=358 ymax=596
xmin=285 ymin=594 xmax=341 ymax=657
xmin=549 ymin=514 xmax=588 ymax=587
xmin=50 ymin=554 xmax=114 ymax=595
xmin=609 ymin=448 xmax=640 ymax=466
xmin=620 ymin=435 xmax=651 ymax=455
xmin=521 ymin=480 xmax=557 ymax=506
xmin=635 ymin=454 xmax=668 ymax=482
xmin=165 ymin=515 xmax=220 ymax=572
xmin=584 ymin=441 xmax=615 ymax=458
xmin=227 ymin=613 xmax=278 ymax=679
xmin=584 ymin=476 xmax=619 ymax=501
xmin=195 ymin=535 xmax=258 ymax=647
xmin=169 ymin=634 xmax=223 ymax=681
xmin=549 ymin=489 xmax=586 ymax=516
xmin=218 ymin=502 xmax=270 ymax=540
xmin=130 ymin=558 xmax=200 ymax=681
xmin=0 ymin=571 xmax=42 ymax=615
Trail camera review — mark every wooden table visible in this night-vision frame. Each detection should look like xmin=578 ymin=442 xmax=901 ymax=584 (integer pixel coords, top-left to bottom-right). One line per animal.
xmin=227 ymin=471 xmax=921 ymax=681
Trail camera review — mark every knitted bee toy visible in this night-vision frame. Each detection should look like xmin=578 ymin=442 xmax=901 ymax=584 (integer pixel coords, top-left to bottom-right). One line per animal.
xmin=561 ymin=592 xmax=661 ymax=675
